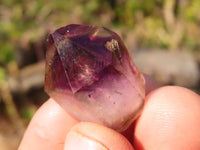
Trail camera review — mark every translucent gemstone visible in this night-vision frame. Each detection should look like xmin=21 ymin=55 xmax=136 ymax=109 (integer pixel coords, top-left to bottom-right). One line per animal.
xmin=45 ymin=24 xmax=145 ymax=131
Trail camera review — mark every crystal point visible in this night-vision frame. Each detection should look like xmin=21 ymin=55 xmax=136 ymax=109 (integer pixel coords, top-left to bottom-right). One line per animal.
xmin=45 ymin=24 xmax=145 ymax=131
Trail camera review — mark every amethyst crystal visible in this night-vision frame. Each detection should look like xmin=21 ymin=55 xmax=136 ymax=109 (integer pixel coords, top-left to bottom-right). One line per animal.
xmin=45 ymin=24 xmax=145 ymax=131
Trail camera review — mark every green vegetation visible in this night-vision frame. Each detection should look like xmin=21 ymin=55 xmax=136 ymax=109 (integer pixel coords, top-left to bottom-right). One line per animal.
xmin=0 ymin=0 xmax=200 ymax=79
xmin=0 ymin=67 xmax=6 ymax=84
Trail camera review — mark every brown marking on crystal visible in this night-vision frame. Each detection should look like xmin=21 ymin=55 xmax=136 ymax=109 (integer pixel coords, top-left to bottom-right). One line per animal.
xmin=105 ymin=39 xmax=122 ymax=63
xmin=90 ymin=27 xmax=111 ymax=39
xmin=91 ymin=28 xmax=100 ymax=38
xmin=114 ymin=90 xmax=122 ymax=95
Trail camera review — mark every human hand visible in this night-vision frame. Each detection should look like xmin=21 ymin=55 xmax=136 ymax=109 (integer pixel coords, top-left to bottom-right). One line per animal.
xmin=18 ymin=75 xmax=200 ymax=150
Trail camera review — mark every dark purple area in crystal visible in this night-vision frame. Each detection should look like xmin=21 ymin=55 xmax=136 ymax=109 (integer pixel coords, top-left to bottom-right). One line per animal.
xmin=46 ymin=24 xmax=122 ymax=93
xmin=51 ymin=51 xmax=70 ymax=90
xmin=57 ymin=24 xmax=114 ymax=61
xmin=69 ymin=36 xmax=112 ymax=60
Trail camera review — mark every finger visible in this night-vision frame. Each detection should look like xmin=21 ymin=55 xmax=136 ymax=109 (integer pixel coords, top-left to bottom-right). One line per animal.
xmin=19 ymin=73 xmax=158 ymax=150
xmin=134 ymin=86 xmax=200 ymax=150
xmin=19 ymin=99 xmax=79 ymax=150
xmin=64 ymin=122 xmax=134 ymax=150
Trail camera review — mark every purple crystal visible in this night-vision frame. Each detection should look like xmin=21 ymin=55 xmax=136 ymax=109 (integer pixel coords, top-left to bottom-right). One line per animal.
xmin=45 ymin=24 xmax=145 ymax=131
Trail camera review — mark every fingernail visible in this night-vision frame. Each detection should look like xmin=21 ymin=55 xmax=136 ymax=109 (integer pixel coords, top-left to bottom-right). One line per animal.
xmin=64 ymin=130 xmax=108 ymax=150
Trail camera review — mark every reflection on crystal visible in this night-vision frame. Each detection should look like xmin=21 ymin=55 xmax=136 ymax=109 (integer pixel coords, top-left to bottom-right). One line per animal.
xmin=45 ymin=24 xmax=145 ymax=131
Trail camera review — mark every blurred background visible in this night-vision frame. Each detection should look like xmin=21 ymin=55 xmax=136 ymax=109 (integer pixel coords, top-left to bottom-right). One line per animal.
xmin=0 ymin=0 xmax=200 ymax=149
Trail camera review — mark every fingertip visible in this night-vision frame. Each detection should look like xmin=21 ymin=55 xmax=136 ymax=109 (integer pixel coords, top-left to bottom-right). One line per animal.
xmin=19 ymin=99 xmax=79 ymax=150
xmin=64 ymin=122 xmax=134 ymax=150
xmin=134 ymin=86 xmax=200 ymax=150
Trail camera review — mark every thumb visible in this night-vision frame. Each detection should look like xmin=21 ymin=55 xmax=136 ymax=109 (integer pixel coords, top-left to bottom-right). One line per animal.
xmin=64 ymin=122 xmax=134 ymax=150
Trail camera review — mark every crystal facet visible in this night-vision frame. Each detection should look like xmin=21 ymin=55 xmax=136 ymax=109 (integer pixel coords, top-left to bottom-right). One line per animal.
xmin=45 ymin=24 xmax=145 ymax=131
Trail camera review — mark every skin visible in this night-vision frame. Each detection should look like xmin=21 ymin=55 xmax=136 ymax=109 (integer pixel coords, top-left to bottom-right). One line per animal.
xmin=19 ymin=75 xmax=200 ymax=150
